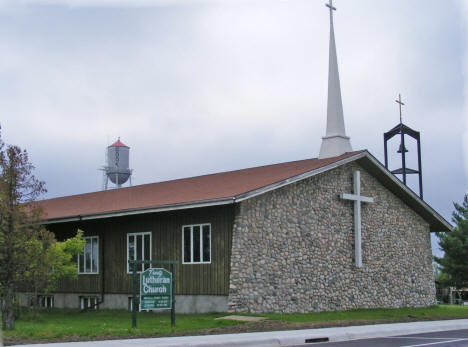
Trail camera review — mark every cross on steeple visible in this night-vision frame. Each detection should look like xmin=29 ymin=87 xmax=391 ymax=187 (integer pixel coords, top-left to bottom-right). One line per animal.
xmin=326 ymin=0 xmax=336 ymax=12
xmin=326 ymin=0 xmax=336 ymax=22
xmin=395 ymin=93 xmax=405 ymax=124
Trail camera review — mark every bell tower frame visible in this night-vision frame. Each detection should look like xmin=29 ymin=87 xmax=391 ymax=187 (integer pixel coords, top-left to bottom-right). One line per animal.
xmin=383 ymin=95 xmax=423 ymax=199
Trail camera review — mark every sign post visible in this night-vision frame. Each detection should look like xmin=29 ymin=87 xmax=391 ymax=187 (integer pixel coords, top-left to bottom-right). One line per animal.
xmin=128 ymin=260 xmax=178 ymax=328
xmin=132 ymin=261 xmax=137 ymax=328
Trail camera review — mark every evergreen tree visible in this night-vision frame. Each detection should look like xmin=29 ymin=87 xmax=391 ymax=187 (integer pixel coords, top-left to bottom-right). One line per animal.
xmin=434 ymin=194 xmax=468 ymax=287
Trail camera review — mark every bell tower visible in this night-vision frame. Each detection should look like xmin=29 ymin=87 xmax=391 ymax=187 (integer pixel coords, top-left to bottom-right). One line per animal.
xmin=383 ymin=94 xmax=423 ymax=199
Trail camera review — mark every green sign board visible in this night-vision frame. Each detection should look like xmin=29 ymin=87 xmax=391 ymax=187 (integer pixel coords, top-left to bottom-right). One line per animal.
xmin=140 ymin=268 xmax=172 ymax=311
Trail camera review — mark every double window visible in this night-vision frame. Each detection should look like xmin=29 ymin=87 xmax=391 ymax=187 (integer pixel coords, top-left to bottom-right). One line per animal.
xmin=127 ymin=232 xmax=152 ymax=273
xmin=182 ymin=224 xmax=211 ymax=264
xmin=80 ymin=296 xmax=99 ymax=310
xmin=78 ymin=236 xmax=99 ymax=274
xmin=38 ymin=295 xmax=54 ymax=308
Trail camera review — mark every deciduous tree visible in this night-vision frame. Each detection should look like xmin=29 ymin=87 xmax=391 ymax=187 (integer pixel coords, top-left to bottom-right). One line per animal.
xmin=0 ymin=129 xmax=46 ymax=329
xmin=0 ymin=128 xmax=83 ymax=329
xmin=24 ymin=229 xmax=84 ymax=312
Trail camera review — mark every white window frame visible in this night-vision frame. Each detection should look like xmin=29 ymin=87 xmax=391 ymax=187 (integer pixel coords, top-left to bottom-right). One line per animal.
xmin=80 ymin=296 xmax=99 ymax=310
xmin=78 ymin=236 xmax=99 ymax=275
xmin=38 ymin=295 xmax=54 ymax=308
xmin=182 ymin=223 xmax=211 ymax=264
xmin=127 ymin=231 xmax=152 ymax=274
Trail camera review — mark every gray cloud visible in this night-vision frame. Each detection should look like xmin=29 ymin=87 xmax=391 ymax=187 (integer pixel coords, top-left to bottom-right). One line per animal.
xmin=464 ymin=1 xmax=468 ymax=186
xmin=0 ymin=0 xmax=466 ymax=256
xmin=18 ymin=0 xmax=260 ymax=8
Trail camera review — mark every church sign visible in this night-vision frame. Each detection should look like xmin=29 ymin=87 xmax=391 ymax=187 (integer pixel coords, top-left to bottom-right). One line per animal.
xmin=139 ymin=268 xmax=172 ymax=310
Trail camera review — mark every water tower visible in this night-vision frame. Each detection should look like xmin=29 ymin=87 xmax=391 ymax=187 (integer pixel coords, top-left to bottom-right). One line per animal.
xmin=102 ymin=138 xmax=133 ymax=190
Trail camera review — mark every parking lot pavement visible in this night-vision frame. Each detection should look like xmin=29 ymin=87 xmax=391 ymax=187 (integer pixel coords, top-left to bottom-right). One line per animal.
xmin=291 ymin=328 xmax=468 ymax=347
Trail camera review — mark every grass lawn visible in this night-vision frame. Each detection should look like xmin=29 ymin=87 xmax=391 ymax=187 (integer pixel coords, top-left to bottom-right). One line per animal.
xmin=3 ymin=310 xmax=240 ymax=341
xmin=4 ymin=305 xmax=468 ymax=345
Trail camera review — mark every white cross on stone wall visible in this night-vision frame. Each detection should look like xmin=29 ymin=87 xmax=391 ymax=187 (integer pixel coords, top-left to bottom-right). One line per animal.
xmin=340 ymin=171 xmax=374 ymax=268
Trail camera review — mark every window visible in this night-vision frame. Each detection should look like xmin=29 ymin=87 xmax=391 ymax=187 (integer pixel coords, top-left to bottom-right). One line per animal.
xmin=127 ymin=232 xmax=152 ymax=273
xmin=182 ymin=224 xmax=211 ymax=264
xmin=80 ymin=296 xmax=99 ymax=310
xmin=38 ymin=295 xmax=54 ymax=308
xmin=78 ymin=236 xmax=99 ymax=274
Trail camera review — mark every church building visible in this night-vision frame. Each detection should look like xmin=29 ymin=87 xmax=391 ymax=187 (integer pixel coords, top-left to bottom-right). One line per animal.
xmin=24 ymin=1 xmax=451 ymax=313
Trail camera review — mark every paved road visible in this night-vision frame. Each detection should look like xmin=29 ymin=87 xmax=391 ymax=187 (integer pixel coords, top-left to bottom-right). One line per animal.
xmin=292 ymin=328 xmax=468 ymax=346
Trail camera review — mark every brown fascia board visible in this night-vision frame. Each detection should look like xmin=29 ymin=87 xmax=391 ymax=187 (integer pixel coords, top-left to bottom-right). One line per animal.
xmin=42 ymin=151 xmax=452 ymax=233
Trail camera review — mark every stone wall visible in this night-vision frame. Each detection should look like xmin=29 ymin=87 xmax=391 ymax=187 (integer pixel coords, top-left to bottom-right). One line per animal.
xmin=228 ymin=163 xmax=436 ymax=313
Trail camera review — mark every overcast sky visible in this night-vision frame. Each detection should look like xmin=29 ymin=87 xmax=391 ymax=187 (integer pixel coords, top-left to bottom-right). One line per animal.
xmin=0 ymin=0 xmax=466 ymax=254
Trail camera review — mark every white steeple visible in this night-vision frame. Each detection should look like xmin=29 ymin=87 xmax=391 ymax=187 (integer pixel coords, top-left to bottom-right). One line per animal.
xmin=319 ymin=0 xmax=352 ymax=159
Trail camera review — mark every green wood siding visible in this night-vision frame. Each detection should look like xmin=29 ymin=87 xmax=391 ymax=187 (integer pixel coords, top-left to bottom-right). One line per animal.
xmin=49 ymin=205 xmax=234 ymax=296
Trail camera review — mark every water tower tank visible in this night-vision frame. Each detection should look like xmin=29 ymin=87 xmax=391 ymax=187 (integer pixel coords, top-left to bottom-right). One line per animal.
xmin=106 ymin=138 xmax=131 ymax=186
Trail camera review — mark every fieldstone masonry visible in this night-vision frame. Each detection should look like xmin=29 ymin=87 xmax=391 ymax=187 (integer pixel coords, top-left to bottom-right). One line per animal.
xmin=228 ymin=163 xmax=435 ymax=313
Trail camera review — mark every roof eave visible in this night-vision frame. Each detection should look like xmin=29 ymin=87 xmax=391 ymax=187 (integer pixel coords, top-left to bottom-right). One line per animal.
xmin=42 ymin=197 xmax=235 ymax=225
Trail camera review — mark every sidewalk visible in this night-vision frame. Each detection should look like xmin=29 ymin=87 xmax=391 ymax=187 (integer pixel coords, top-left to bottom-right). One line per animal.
xmin=11 ymin=318 xmax=468 ymax=347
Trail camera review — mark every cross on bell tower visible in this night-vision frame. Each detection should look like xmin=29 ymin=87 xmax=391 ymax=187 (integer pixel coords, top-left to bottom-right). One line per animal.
xmin=396 ymin=93 xmax=404 ymax=124
xmin=383 ymin=94 xmax=423 ymax=199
